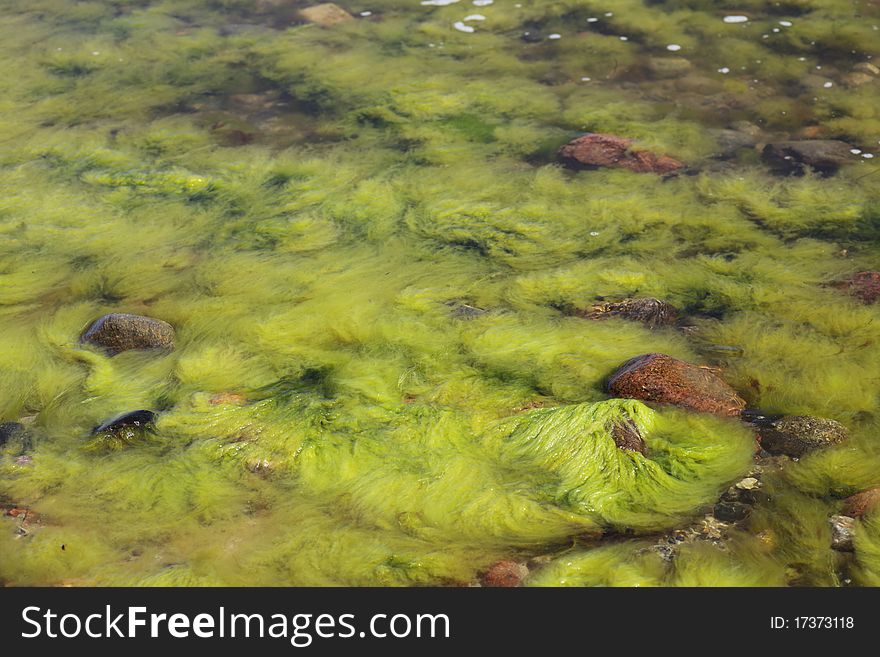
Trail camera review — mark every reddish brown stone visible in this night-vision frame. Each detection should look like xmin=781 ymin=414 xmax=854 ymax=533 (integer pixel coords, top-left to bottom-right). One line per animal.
xmin=843 ymin=487 xmax=880 ymax=518
xmin=558 ymin=133 xmax=684 ymax=174
xmin=607 ymin=353 xmax=746 ymax=417
xmin=478 ymin=560 xmax=529 ymax=587
xmin=209 ymin=392 xmax=248 ymax=406
xmin=831 ymin=271 xmax=880 ymax=304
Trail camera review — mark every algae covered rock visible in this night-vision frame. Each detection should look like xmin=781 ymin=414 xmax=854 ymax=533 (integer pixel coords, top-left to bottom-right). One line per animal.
xmin=830 ymin=271 xmax=880 ymax=304
xmin=557 ymin=133 xmax=684 ymax=174
xmin=762 ymin=140 xmax=856 ymax=176
xmin=606 ymin=353 xmax=746 ymax=417
xmin=80 ymin=313 xmax=175 ymax=356
xmin=298 ymin=3 xmax=353 ymax=26
xmin=87 ymin=410 xmax=157 ymax=451
xmin=577 ymin=297 xmax=678 ymax=329
xmin=492 ymin=399 xmax=755 ymax=532
xmin=755 ymin=415 xmax=848 ymax=458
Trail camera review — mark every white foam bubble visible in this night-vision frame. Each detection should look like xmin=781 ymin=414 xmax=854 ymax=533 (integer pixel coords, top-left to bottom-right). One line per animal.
xmin=723 ymin=15 xmax=749 ymax=24
xmin=421 ymin=0 xmax=459 ymax=5
xmin=463 ymin=14 xmax=486 ymax=20
xmin=666 ymin=44 xmax=682 ymax=51
xmin=548 ymin=33 xmax=561 ymax=39
xmin=453 ymin=21 xmax=475 ymax=32
xmin=473 ymin=0 xmax=493 ymax=5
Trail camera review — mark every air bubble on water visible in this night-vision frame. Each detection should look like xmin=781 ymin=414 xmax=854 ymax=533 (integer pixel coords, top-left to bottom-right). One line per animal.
xmin=548 ymin=33 xmax=561 ymax=39
xmin=619 ymin=36 xmax=628 ymax=41
xmin=779 ymin=20 xmax=793 ymax=27
xmin=453 ymin=21 xmax=474 ymax=32
xmin=359 ymin=10 xmax=372 ymax=16
xmin=463 ymin=14 xmax=485 ymax=20
xmin=851 ymin=149 xmax=862 ymax=155
xmin=864 ymin=153 xmax=875 ymax=159
xmin=718 ymin=67 xmax=730 ymax=74
xmin=666 ymin=44 xmax=681 ymax=51
xmin=723 ymin=16 xmax=749 ymax=24
xmin=472 ymin=0 xmax=493 ymax=5
xmin=823 ymin=81 xmax=833 ymax=88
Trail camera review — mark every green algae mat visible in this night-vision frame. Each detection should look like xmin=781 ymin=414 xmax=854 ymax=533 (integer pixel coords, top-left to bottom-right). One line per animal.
xmin=2 ymin=0 xmax=880 ymax=587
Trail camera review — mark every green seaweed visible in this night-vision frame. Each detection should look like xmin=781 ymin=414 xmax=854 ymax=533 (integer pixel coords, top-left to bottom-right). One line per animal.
xmin=1 ymin=0 xmax=880 ymax=586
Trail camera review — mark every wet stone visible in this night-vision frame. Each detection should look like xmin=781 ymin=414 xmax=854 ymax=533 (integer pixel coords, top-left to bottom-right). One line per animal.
xmin=558 ymin=133 xmax=684 ymax=175
xmin=830 ymin=515 xmax=856 ymax=552
xmin=713 ymin=500 xmax=750 ymax=522
xmin=853 ymin=62 xmax=880 ymax=76
xmin=81 ymin=313 xmax=175 ymax=356
xmin=842 ymin=488 xmax=880 ymax=519
xmin=756 ymin=415 xmax=848 ymax=458
xmin=610 ymin=419 xmax=648 ymax=455
xmin=478 ymin=560 xmax=529 ymax=587
xmin=710 ymin=128 xmax=758 ymax=159
xmin=606 ymin=353 xmax=746 ymax=417
xmin=90 ymin=411 xmax=157 ymax=449
xmin=0 ymin=422 xmax=25 ymax=446
xmin=577 ymin=297 xmax=678 ymax=329
xmin=447 ymin=302 xmax=488 ymax=320
xmin=762 ymin=140 xmax=857 ymax=176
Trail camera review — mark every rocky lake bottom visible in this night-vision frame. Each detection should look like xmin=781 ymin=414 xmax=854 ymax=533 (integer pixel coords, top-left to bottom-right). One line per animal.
xmin=2 ymin=0 xmax=880 ymax=587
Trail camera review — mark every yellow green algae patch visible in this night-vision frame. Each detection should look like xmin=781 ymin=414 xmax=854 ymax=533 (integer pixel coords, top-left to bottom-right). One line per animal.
xmin=1 ymin=0 xmax=880 ymax=586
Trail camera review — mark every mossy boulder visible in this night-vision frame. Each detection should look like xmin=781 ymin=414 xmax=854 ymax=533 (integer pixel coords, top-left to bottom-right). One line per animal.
xmin=558 ymin=133 xmax=684 ymax=175
xmin=577 ymin=297 xmax=678 ymax=329
xmin=87 ymin=410 xmax=157 ymax=451
xmin=606 ymin=353 xmax=746 ymax=417
xmin=80 ymin=313 xmax=175 ymax=356
xmin=756 ymin=415 xmax=849 ymax=458
xmin=298 ymin=3 xmax=353 ymax=26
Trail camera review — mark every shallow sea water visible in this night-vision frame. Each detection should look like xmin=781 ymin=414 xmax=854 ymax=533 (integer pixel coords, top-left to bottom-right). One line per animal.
xmin=1 ymin=0 xmax=880 ymax=587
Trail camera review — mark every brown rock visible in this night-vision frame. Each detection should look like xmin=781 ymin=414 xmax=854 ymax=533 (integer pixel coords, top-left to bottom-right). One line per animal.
xmin=478 ymin=560 xmax=529 ymax=587
xmin=756 ymin=415 xmax=848 ymax=458
xmin=762 ymin=140 xmax=856 ymax=176
xmin=298 ymin=3 xmax=353 ymax=26
xmin=558 ymin=133 xmax=684 ymax=174
xmin=842 ymin=487 xmax=880 ymax=518
xmin=830 ymin=271 xmax=880 ymax=304
xmin=606 ymin=353 xmax=746 ymax=417
xmin=81 ymin=313 xmax=174 ymax=355
xmin=610 ymin=419 xmax=647 ymax=455
xmin=577 ymin=297 xmax=678 ymax=328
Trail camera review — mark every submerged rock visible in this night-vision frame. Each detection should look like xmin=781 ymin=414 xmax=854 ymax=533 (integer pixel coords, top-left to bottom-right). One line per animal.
xmin=606 ymin=353 xmax=746 ymax=417
xmin=762 ymin=140 xmax=856 ymax=176
xmin=298 ymin=3 xmax=353 ymax=26
xmin=81 ymin=313 xmax=175 ymax=356
xmin=558 ymin=133 xmax=684 ymax=175
xmin=610 ymin=418 xmax=648 ymax=455
xmin=577 ymin=297 xmax=678 ymax=328
xmin=0 ymin=422 xmax=25 ymax=446
xmin=645 ymin=57 xmax=692 ymax=78
xmin=89 ymin=410 xmax=157 ymax=450
xmin=830 ymin=271 xmax=880 ymax=304
xmin=853 ymin=62 xmax=880 ymax=77
xmin=710 ymin=128 xmax=758 ymax=159
xmin=755 ymin=415 xmax=848 ymax=458
xmin=830 ymin=515 xmax=856 ymax=552
xmin=478 ymin=560 xmax=529 ymax=587
xmin=446 ymin=301 xmax=488 ymax=320
xmin=842 ymin=488 xmax=880 ymax=519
